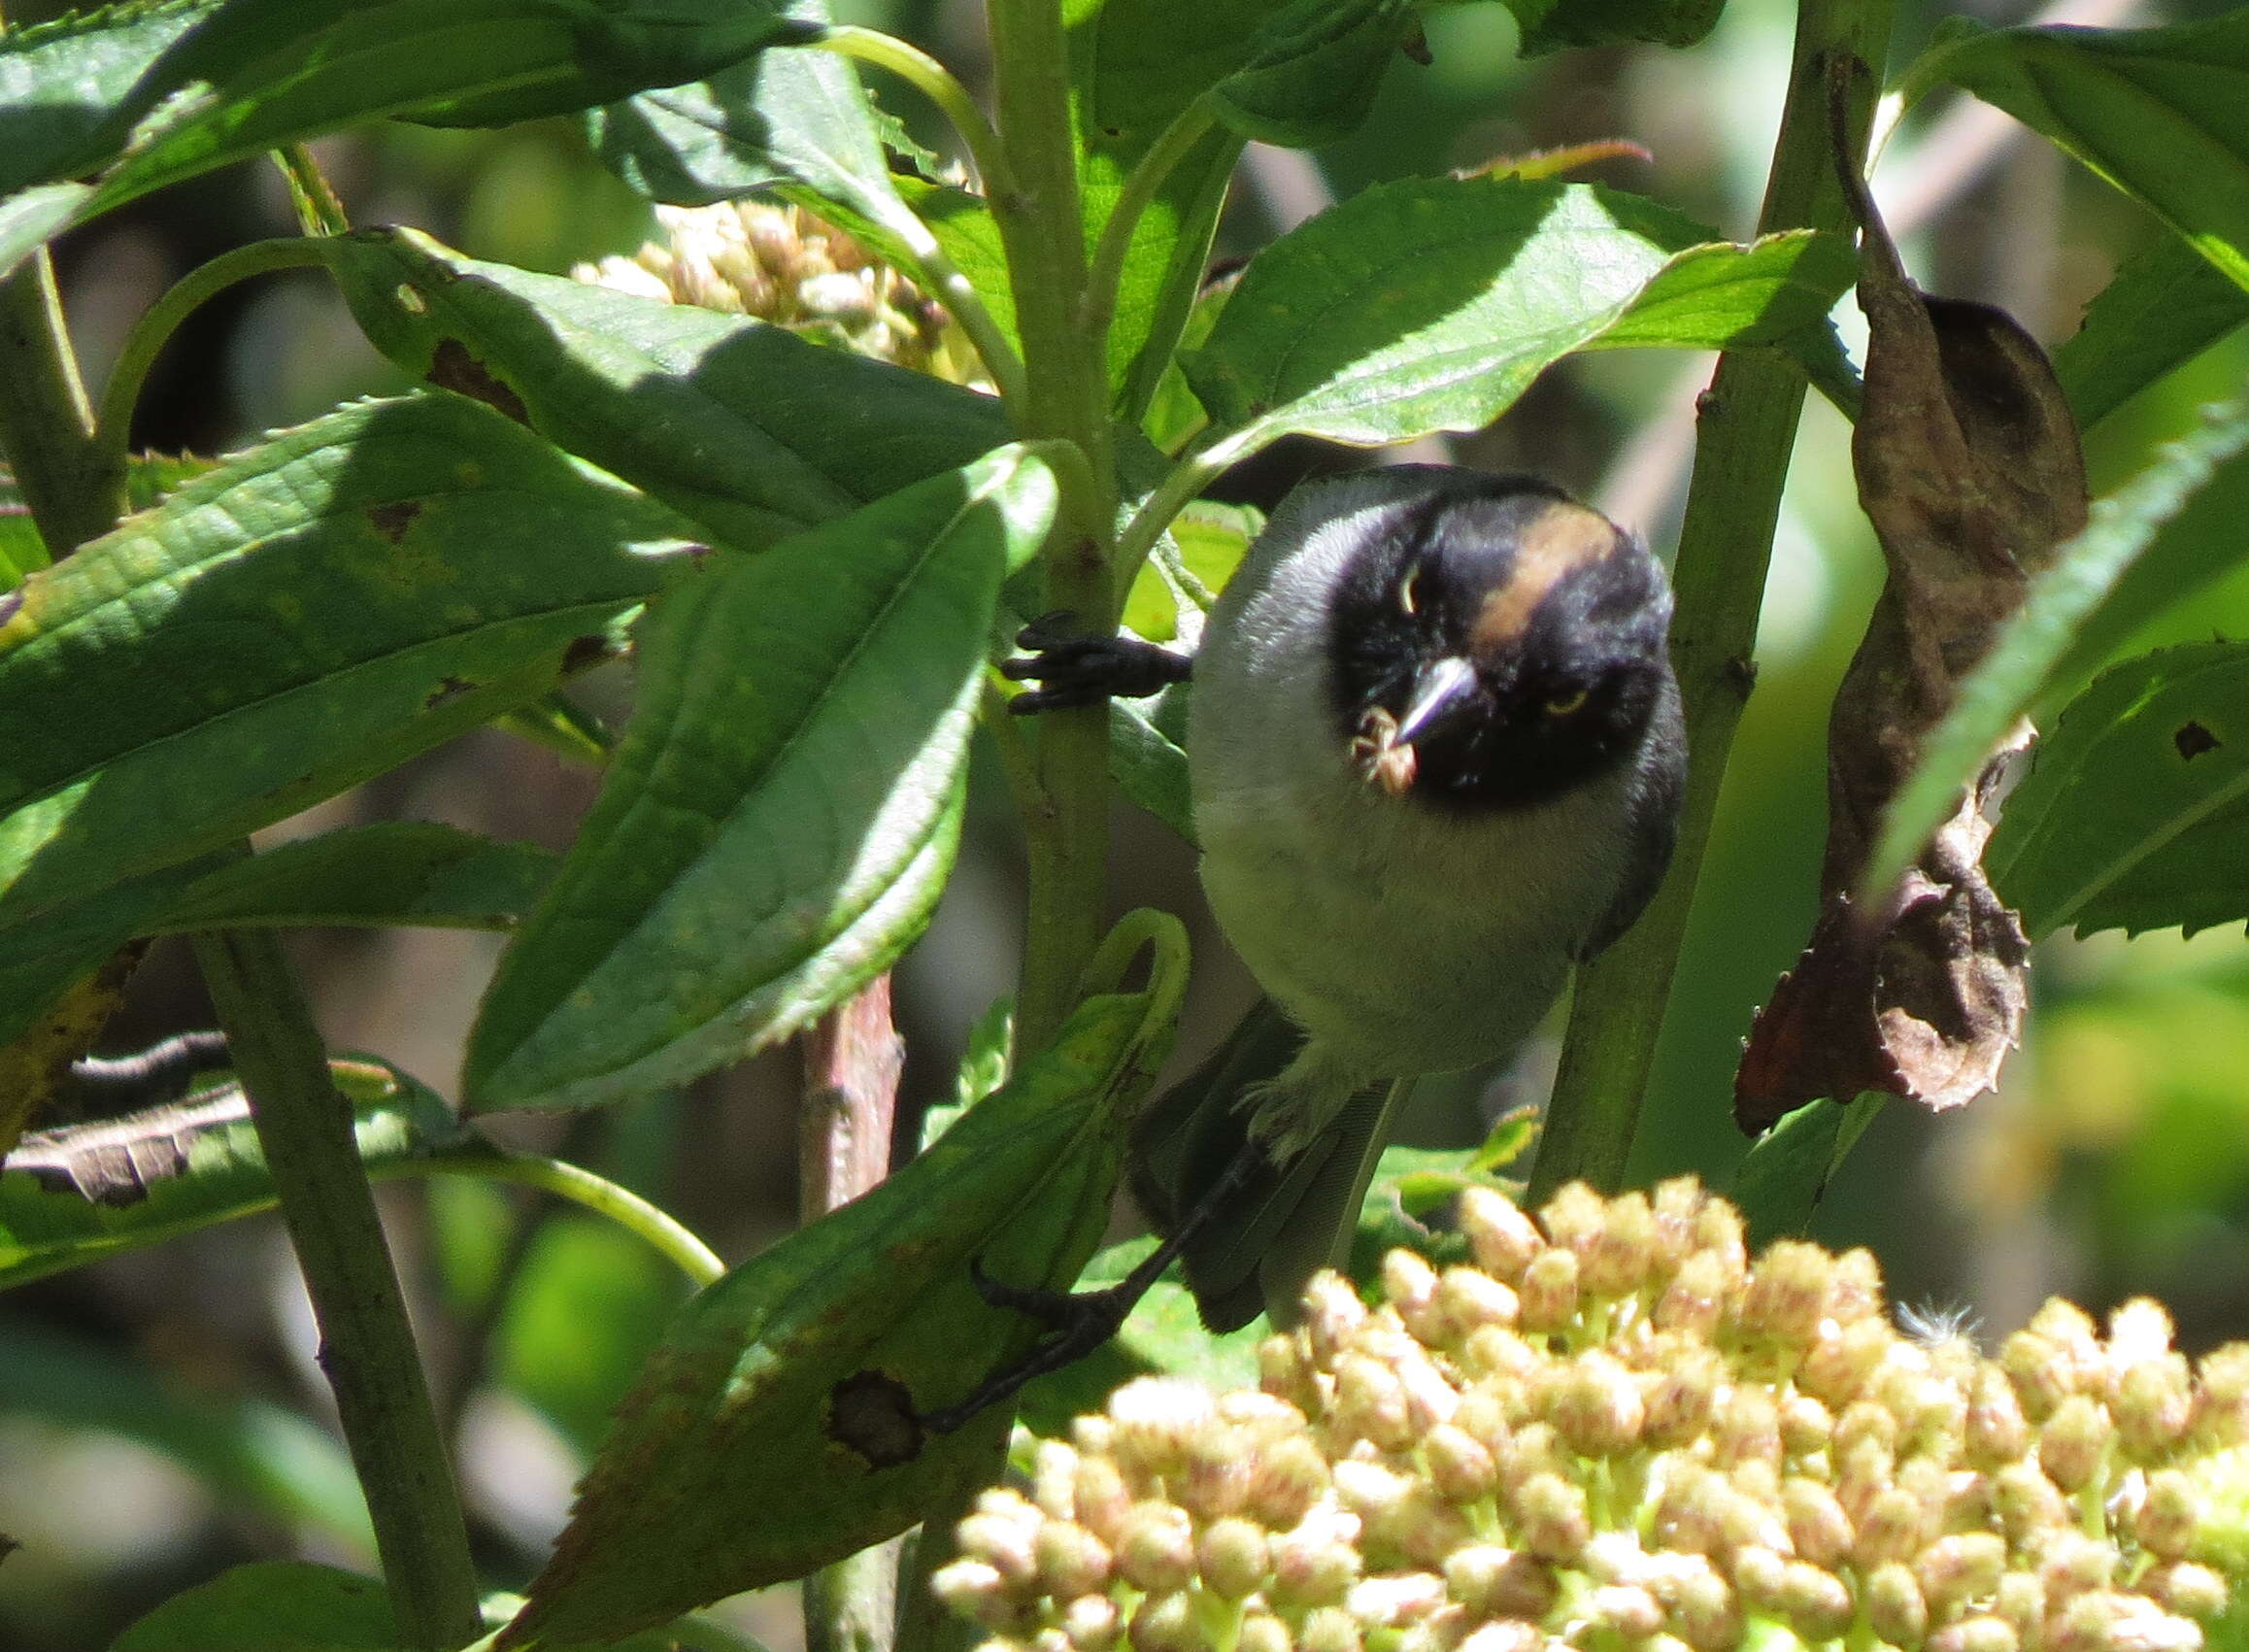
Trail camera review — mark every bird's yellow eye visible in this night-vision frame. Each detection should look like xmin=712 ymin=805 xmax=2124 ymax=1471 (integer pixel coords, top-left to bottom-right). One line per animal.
xmin=1398 ymin=566 xmax=1420 ymax=616
xmin=1545 ymin=686 xmax=1590 ymax=717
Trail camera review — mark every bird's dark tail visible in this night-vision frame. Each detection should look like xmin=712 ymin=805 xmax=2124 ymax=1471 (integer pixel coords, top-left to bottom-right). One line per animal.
xmin=1128 ymin=999 xmax=1399 ymax=1332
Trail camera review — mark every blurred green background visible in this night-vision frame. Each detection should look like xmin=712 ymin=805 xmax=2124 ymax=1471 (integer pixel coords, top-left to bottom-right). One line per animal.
xmin=9 ymin=0 xmax=2249 ymax=1643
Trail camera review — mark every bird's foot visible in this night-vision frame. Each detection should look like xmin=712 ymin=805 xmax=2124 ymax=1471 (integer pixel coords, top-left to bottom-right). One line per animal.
xmin=998 ymin=612 xmax=1191 ymax=714
xmin=917 ymin=1145 xmax=1263 ymax=1433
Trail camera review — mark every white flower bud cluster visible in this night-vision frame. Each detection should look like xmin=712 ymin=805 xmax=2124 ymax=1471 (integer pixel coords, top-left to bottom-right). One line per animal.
xmin=935 ymin=1180 xmax=2249 ymax=1652
xmin=572 ymin=199 xmax=984 ymax=385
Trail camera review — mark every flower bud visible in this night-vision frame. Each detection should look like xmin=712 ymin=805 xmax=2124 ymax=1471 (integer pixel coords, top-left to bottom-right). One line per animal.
xmin=1513 ymin=1471 xmax=1593 ymax=1564
xmin=1129 ymin=1590 xmax=1199 ymax=1652
xmin=1586 ymin=1583 xmax=1664 ymax=1639
xmin=1304 ymin=1272 xmax=1369 ymax=1362
xmin=1853 ymin=1483 xmax=1934 ymax=1569
xmin=1070 ymin=1455 xmax=1131 ymax=1545
xmin=1866 ymin=1561 xmax=1929 ymax=1647
xmin=958 ymin=1510 xmax=1037 ymax=1584
xmin=2136 ymin=1468 xmax=2204 ymax=1561
xmin=1991 ymin=1459 xmax=2069 ymax=1546
xmin=1928 ymin=1619 xmax=2021 ymax=1652
xmin=1457 ymin=1625 xmax=1542 ymax=1652
xmin=1782 ymin=1477 xmax=1853 ymax=1568
xmin=1199 ymin=1516 xmax=1273 ymax=1600
xmin=1918 ymin=1533 xmax=2006 ymax=1616
xmin=1271 ymin=1512 xmax=1363 ymax=1606
xmin=1831 ymin=1247 xmax=1886 ymax=1325
xmin=1062 ymin=1595 xmax=1122 ymax=1652
xmin=1967 ymin=1366 xmax=2031 ymax=1467
xmin=1239 ymin=1614 xmax=1293 ymax=1652
xmin=1739 ymin=1241 xmax=1836 ymax=1350
xmin=1459 ymin=1187 xmax=1544 ymax=1283
xmin=1799 ymin=1317 xmax=1896 ymax=1408
xmin=930 ymin=1561 xmax=1019 ymax=1632
xmin=1660 ymin=1561 xmax=1743 ymax=1652
xmin=1540 ymin=1181 xmax=1607 ymax=1258
xmin=1518 ymin=1247 xmax=1581 ymax=1333
xmin=1346 ymin=1571 xmax=1447 ymax=1629
xmin=1114 ymin=1500 xmax=1195 ymax=1594
xmin=1712 ymin=1385 xmax=1782 ymax=1469
xmin=2191 ymin=1346 xmax=2249 ymax=1448
xmin=1642 ymin=1348 xmax=1723 ymax=1449
xmin=1778 ymin=1561 xmax=1856 ymax=1640
xmin=1033 ymin=1439 xmax=1079 ymax=1520
xmin=2141 ymin=1562 xmax=2228 ymax=1622
xmin=1033 ymin=1521 xmax=1111 ymax=1600
xmin=1385 ymin=1250 xmax=1444 ymax=1341
xmin=2037 ymin=1530 xmax=2120 ymax=1602
xmin=1247 ymin=1432 xmax=1331 ymax=1531
xmin=1694 ymin=1197 xmax=1748 ymax=1273
xmin=1780 ymin=1394 xmax=1833 ymax=1459
xmin=1425 ymin=1423 xmax=1499 ymax=1503
xmin=2040 ymin=1394 xmax=2116 ymax=1494
xmin=1654 ymin=1250 xmax=1730 ymax=1340
xmin=1181 ymin=1426 xmax=1252 ymax=1521
xmin=1436 ymin=1266 xmax=1520 ymax=1337
xmin=2113 ymin=1353 xmax=2194 ymax=1463
xmin=1334 ymin=1353 xmax=1416 ymax=1453
xmin=1107 ymin=1378 xmax=1214 ymax=1482
xmin=1585 ymin=1190 xmax=1658 ymax=1298
xmin=1261 ymin=1333 xmax=1322 ymax=1414
xmin=1549 ymin=1350 xmax=1646 ymax=1458
xmin=1444 ymin=1545 xmax=1558 ymax=1618
xmin=1729 ymin=1544 xmax=1788 ymax=1608
xmin=1300 ymin=1607 xmax=1364 ymax=1652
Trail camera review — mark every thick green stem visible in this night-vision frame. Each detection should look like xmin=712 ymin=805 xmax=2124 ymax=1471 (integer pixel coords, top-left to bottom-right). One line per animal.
xmin=190 ymin=929 xmax=482 ymax=1650
xmin=986 ymin=0 xmax=1120 ymax=1056
xmin=1528 ymin=1 xmax=1895 ymax=1202
xmin=0 ymin=250 xmax=123 ymax=556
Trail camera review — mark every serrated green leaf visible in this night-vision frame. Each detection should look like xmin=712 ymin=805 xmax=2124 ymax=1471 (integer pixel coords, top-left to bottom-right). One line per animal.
xmin=1990 ymin=642 xmax=2249 ymax=940
xmin=586 ymin=2 xmax=894 ymax=229
xmin=2055 ymin=233 xmax=2249 ymax=428
xmin=110 ymin=1561 xmax=396 ymax=1652
xmin=323 ymin=227 xmax=1010 ymax=554
xmin=1207 ymin=0 xmax=1413 ymax=148
xmin=0 ymin=0 xmax=219 ymax=201
xmin=1 ymin=1058 xmax=462 ymax=1292
xmin=0 ymin=0 xmax=804 ymax=279
xmin=1922 ymin=14 xmax=2249 ymax=292
xmin=1863 ymin=399 xmax=2249 ymax=906
xmin=0 ymin=395 xmax=698 ymax=930
xmin=1109 ymin=686 xmax=1195 ymax=843
xmin=501 ymin=922 xmax=1186 ymax=1647
xmin=1184 ymin=179 xmax=1853 ymax=452
xmin=466 ymin=447 xmax=1057 ymax=1111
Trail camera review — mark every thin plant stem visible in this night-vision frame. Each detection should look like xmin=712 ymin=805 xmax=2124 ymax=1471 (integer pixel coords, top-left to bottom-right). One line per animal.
xmin=96 ymin=239 xmax=329 ymax=473
xmin=985 ymin=0 xmax=1122 ymax=1057
xmin=0 ymin=250 xmax=123 ymax=556
xmin=811 ymin=26 xmax=1015 ymax=201
xmin=1082 ymin=98 xmax=1221 ymax=342
xmin=799 ymin=977 xmax=908 ymax=1652
xmin=190 ymin=928 xmax=482 ymax=1651
xmin=427 ymin=1152 xmax=725 ymax=1289
xmin=1529 ymin=2 xmax=1897 ymax=1203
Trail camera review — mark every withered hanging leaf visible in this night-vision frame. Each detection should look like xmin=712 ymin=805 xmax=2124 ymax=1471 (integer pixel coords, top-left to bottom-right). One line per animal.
xmin=1734 ymin=60 xmax=2083 ymax=1134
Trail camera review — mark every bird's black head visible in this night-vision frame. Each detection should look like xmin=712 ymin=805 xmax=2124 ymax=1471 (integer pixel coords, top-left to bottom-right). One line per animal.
xmin=1325 ymin=467 xmax=1674 ymax=809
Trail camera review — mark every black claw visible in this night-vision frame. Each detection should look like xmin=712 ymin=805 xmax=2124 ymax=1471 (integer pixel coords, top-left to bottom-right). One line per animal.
xmin=1000 ymin=616 xmax=1192 ymax=715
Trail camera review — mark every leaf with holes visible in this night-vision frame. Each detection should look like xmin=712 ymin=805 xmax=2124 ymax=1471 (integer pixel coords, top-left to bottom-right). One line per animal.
xmin=500 ymin=918 xmax=1186 ymax=1647
xmin=465 ymin=446 xmax=1057 ymax=1111
xmin=1991 ymin=642 xmax=2249 ymax=939
xmin=0 ymin=394 xmax=698 ymax=931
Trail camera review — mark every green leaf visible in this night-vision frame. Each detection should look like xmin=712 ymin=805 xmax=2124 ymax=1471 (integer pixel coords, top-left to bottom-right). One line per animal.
xmin=1990 ymin=642 xmax=2249 ymax=940
xmin=1863 ymin=398 xmax=2249 ymax=906
xmin=466 ymin=447 xmax=1057 ymax=1111
xmin=1 ymin=1059 xmax=463 ymax=1292
xmin=1109 ymin=687 xmax=1195 ymax=844
xmin=2055 ymin=233 xmax=2249 ymax=428
xmin=0 ymin=395 xmax=697 ymax=930
xmin=0 ymin=0 xmax=219 ymax=203
xmin=110 ymin=1562 xmax=396 ymax=1652
xmin=1922 ymin=13 xmax=2249 ymax=292
xmin=587 ymin=4 xmax=890 ymax=224
xmin=1731 ymin=1096 xmax=1884 ymax=1246
xmin=0 ymin=0 xmax=802 ymax=280
xmin=1207 ymin=0 xmax=1414 ymax=148
xmin=324 ymin=227 xmax=1010 ymax=554
xmin=1514 ymin=0 xmax=1726 ymax=52
xmin=1184 ymin=179 xmax=1852 ymax=452
xmin=0 ymin=1320 xmax=370 ymax=1552
xmin=503 ymin=920 xmax=1187 ymax=1647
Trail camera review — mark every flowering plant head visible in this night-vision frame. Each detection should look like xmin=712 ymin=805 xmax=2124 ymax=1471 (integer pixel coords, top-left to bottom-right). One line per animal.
xmin=937 ymin=1180 xmax=2249 ymax=1652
